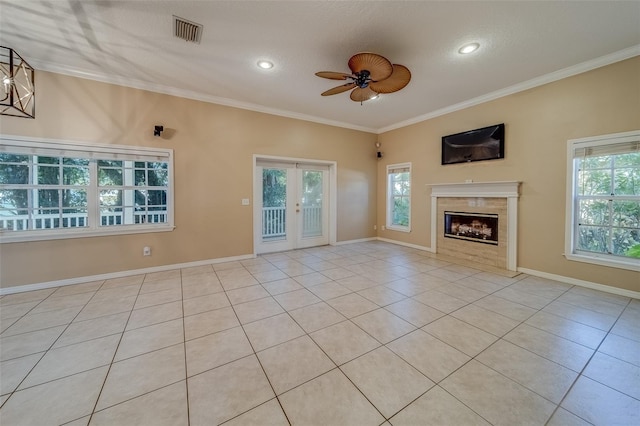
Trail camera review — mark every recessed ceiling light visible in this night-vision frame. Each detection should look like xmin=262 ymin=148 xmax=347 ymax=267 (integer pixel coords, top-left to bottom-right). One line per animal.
xmin=458 ymin=43 xmax=480 ymax=54
xmin=257 ymin=60 xmax=273 ymax=69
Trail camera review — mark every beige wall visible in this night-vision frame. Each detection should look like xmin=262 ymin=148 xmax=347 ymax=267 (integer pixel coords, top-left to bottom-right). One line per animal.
xmin=3 ymin=58 xmax=639 ymax=292
xmin=377 ymin=57 xmax=640 ymax=292
xmin=0 ymin=72 xmax=378 ymax=288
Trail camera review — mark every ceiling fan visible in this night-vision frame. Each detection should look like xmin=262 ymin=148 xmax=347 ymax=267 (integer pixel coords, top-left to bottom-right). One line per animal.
xmin=315 ymin=52 xmax=411 ymax=102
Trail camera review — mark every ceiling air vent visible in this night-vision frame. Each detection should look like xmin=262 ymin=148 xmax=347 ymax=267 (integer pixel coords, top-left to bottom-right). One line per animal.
xmin=173 ymin=16 xmax=202 ymax=43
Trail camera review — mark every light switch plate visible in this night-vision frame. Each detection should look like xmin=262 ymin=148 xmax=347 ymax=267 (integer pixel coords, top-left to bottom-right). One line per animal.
xmin=241 ymin=198 xmax=250 ymax=205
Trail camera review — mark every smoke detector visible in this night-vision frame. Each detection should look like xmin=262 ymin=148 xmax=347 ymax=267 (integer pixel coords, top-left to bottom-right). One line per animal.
xmin=173 ymin=16 xmax=203 ymax=43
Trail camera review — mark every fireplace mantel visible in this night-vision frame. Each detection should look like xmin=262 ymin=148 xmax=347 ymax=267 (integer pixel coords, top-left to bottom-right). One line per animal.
xmin=429 ymin=181 xmax=521 ymax=271
xmin=429 ymin=181 xmax=520 ymax=198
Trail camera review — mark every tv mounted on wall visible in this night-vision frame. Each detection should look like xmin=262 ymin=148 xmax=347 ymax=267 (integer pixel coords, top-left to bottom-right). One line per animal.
xmin=441 ymin=123 xmax=505 ymax=165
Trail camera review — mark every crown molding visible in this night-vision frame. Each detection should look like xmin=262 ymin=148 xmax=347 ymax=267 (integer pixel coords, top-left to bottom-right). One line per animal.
xmin=377 ymin=45 xmax=640 ymax=134
xmin=31 ymin=61 xmax=378 ymax=134
xmin=31 ymin=45 xmax=639 ymax=135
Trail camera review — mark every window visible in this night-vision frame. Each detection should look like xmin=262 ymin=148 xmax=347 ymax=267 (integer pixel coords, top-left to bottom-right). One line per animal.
xmin=386 ymin=162 xmax=411 ymax=232
xmin=0 ymin=136 xmax=174 ymax=243
xmin=566 ymin=130 xmax=640 ymax=271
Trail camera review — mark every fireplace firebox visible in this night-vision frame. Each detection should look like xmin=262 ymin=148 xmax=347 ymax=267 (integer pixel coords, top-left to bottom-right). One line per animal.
xmin=444 ymin=211 xmax=498 ymax=245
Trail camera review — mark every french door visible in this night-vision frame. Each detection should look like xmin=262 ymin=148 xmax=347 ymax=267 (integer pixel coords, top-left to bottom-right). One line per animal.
xmin=255 ymin=161 xmax=329 ymax=254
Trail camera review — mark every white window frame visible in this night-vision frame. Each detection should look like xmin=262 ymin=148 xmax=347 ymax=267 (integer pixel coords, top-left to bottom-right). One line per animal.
xmin=386 ymin=162 xmax=411 ymax=232
xmin=0 ymin=135 xmax=174 ymax=243
xmin=565 ymin=130 xmax=640 ymax=272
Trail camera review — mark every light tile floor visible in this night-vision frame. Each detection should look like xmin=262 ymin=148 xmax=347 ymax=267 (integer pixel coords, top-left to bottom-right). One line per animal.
xmin=1 ymin=241 xmax=639 ymax=425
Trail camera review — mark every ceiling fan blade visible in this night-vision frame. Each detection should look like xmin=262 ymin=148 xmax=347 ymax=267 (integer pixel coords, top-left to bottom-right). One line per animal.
xmin=350 ymin=86 xmax=378 ymax=102
xmin=315 ymin=71 xmax=352 ymax=80
xmin=321 ymin=82 xmax=357 ymax=96
xmin=369 ymin=64 xmax=411 ymax=94
xmin=348 ymin=52 xmax=393 ymax=81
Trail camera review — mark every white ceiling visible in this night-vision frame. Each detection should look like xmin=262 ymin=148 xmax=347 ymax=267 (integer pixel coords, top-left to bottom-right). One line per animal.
xmin=1 ymin=1 xmax=639 ymax=133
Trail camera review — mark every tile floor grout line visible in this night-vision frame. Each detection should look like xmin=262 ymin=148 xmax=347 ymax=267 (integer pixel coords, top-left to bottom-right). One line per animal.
xmin=380 ymin=277 xmax=575 ymax=424
xmin=248 ymin=259 xmax=395 ymax=422
xmin=334 ymin=362 xmax=390 ymax=422
xmin=417 ymin=268 xmax=566 ymax=424
xmin=0 ymin=289 xmax=75 ymax=329
xmin=87 ymin=376 xmax=187 ymax=419
xmin=2 ymin=242 xmax=637 ymax=425
xmin=3 ymin=276 xmax=138 ymax=421
xmin=0 ymin=280 xmax=112 ymax=411
xmin=516 ymin=311 xmax=611 ymax=350
xmin=218 ymin=268 xmax=294 ymax=426
xmin=85 ymin=275 xmax=145 ymax=426
xmin=543 ymin=297 xmax=634 ymax=425
xmin=179 ymin=269 xmax=192 ymax=426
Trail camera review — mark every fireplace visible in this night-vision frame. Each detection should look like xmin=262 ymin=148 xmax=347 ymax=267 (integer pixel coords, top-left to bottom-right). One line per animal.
xmin=429 ymin=181 xmax=520 ymax=271
xmin=444 ymin=211 xmax=498 ymax=245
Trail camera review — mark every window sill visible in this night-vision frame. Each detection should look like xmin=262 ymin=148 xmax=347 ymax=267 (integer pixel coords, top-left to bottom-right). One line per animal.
xmin=565 ymin=252 xmax=640 ymax=272
xmin=386 ymin=225 xmax=411 ymax=233
xmin=0 ymin=225 xmax=175 ymax=243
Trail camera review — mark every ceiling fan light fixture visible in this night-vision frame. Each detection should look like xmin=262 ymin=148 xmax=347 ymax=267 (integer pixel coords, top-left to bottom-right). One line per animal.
xmin=458 ymin=43 xmax=480 ymax=54
xmin=257 ymin=60 xmax=274 ymax=69
xmin=316 ymin=53 xmax=410 ymax=102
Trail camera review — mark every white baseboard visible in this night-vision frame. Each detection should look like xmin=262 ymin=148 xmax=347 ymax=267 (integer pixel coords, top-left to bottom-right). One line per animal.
xmin=376 ymin=237 xmax=434 ymax=253
xmin=333 ymin=237 xmax=377 ymax=246
xmin=6 ymin=245 xmax=636 ymax=301
xmin=0 ymin=253 xmax=256 ymax=295
xmin=517 ymin=267 xmax=639 ymax=300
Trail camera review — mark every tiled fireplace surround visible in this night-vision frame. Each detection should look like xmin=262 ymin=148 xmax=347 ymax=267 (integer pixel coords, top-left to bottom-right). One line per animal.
xmin=430 ymin=182 xmax=520 ymax=272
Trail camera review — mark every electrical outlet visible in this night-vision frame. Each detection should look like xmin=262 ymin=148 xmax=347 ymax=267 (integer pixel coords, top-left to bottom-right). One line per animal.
xmin=373 ymin=225 xmax=377 ymax=230
xmin=143 ymin=246 xmax=151 ymax=256
xmin=381 ymin=226 xmax=386 ymax=231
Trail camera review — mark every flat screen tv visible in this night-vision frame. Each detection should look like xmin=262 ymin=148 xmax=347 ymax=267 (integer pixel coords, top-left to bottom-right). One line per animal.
xmin=441 ymin=123 xmax=505 ymax=165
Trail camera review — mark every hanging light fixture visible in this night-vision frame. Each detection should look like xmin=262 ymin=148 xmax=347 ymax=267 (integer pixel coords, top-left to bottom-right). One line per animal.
xmin=1 ymin=46 xmax=35 ymax=119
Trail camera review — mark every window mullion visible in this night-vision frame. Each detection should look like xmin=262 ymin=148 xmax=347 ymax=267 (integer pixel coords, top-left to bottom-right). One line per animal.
xmin=573 ymin=158 xmax=581 ymax=252
xmin=124 ymin=161 xmax=134 ymax=225
xmin=607 ymin=199 xmax=614 ymax=254
xmin=607 ymin=158 xmax=615 ymax=254
xmin=28 ymin=156 xmax=36 ymax=231
xmin=88 ymin=160 xmax=98 ymax=230
xmin=58 ymin=162 xmax=64 ymax=226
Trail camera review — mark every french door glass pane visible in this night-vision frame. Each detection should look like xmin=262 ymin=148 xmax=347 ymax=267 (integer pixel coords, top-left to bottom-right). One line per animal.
xmin=262 ymin=168 xmax=287 ymax=241
xmin=302 ymin=170 xmax=323 ymax=238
